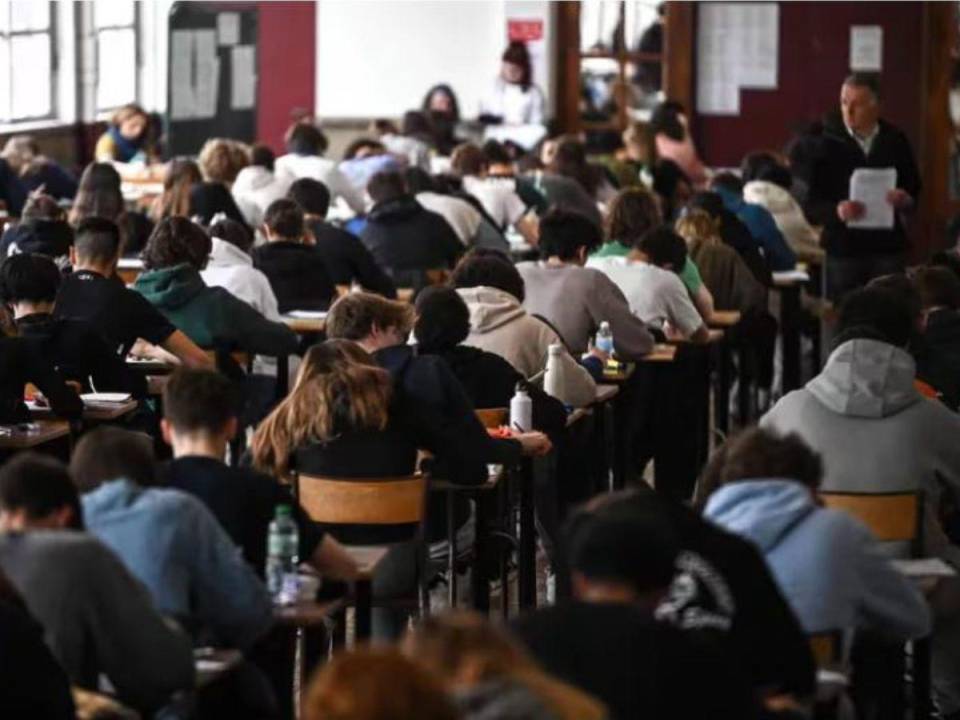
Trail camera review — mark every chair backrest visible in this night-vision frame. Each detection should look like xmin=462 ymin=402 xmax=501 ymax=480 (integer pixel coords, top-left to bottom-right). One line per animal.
xmin=297 ymin=474 xmax=427 ymax=526
xmin=819 ymin=490 xmax=923 ymax=552
xmin=475 ymin=407 xmax=508 ymax=429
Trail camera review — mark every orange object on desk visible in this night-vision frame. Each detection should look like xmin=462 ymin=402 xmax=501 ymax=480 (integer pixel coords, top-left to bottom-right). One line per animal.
xmin=487 ymin=426 xmax=514 ymax=439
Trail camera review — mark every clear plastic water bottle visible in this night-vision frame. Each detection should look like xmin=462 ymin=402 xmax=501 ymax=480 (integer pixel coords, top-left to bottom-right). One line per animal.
xmin=266 ymin=505 xmax=299 ymax=603
xmin=595 ymin=321 xmax=614 ymax=355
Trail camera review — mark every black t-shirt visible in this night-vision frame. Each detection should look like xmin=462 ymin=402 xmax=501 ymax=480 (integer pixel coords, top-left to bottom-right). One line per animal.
xmin=55 ymin=269 xmax=177 ymax=357
xmin=162 ymin=455 xmax=325 ymax=575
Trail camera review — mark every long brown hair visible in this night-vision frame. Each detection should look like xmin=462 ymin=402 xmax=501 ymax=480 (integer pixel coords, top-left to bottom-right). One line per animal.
xmin=153 ymin=158 xmax=203 ymax=221
xmin=251 ymin=340 xmax=392 ymax=477
xmin=69 ymin=162 xmax=125 ymax=226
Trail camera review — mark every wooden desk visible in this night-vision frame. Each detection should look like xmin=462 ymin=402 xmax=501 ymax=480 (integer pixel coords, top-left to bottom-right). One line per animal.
xmin=708 ymin=310 xmax=741 ymax=328
xmin=29 ymin=399 xmax=139 ymax=422
xmin=397 ymin=288 xmax=415 ymax=303
xmin=116 ymin=257 xmax=144 ymax=286
xmin=126 ymin=357 xmax=177 ymax=375
xmin=0 ymin=420 xmax=70 ymax=450
xmin=772 ymin=269 xmax=810 ymax=393
xmin=594 ymin=384 xmax=620 ymax=404
xmin=281 ymin=313 xmax=327 ymax=334
xmin=642 ymin=344 xmax=678 ymax=363
xmin=602 ymin=361 xmax=638 ymax=380
xmin=273 ymin=598 xmax=345 ymax=628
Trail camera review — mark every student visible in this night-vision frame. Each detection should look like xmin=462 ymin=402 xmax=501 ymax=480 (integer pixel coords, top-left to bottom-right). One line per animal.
xmin=0 ymin=193 xmax=73 ymax=268
xmin=195 ymin=138 xmax=250 ymax=224
xmin=287 ymin=178 xmax=397 ymax=298
xmin=588 ymin=226 xmax=708 ymax=342
xmin=94 ymin=103 xmax=152 ymax=164
xmin=132 ymin=217 xmax=298 ymax=356
xmin=519 ymin=209 xmax=655 ymax=358
xmin=252 ymin=198 xmax=336 ymax=313
xmin=1 ymin=135 xmax=78 ymax=200
xmin=339 ymin=139 xmax=404 ymax=196
xmin=376 ymin=111 xmax=433 ymax=171
xmin=359 ymin=171 xmax=463 ymax=286
xmin=422 ymin=83 xmax=462 ymax=155
xmin=153 ymin=157 xmax=247 ymax=227
xmin=0 ymin=453 xmax=194 ymax=712
xmin=451 ymin=250 xmax=598 ymax=408
xmin=68 ymin=162 xmax=153 ymax=256
xmin=0 ymin=332 xmax=81 ymax=425
xmin=55 ymin=217 xmax=211 ymax=367
xmin=402 ymin=611 xmax=607 ymax=720
xmin=648 ymin=101 xmax=708 ymax=188
xmin=72 ymin=427 xmax=274 ymax=651
xmin=689 ymin=190 xmax=773 ymax=287
xmin=0 ymin=254 xmax=146 ymax=398
xmin=545 ymin=135 xmax=616 ymax=209
xmin=232 ymin=144 xmax=293 ymax=228
xmin=275 ymin=123 xmax=365 ymax=215
xmin=405 ymin=167 xmax=484 ymax=245
xmin=913 ymin=266 xmax=960 ymax=410
xmin=479 ymin=41 xmax=546 ymax=128
xmin=201 ymin=215 xmax=280 ymax=320
xmin=711 ymin=172 xmax=797 ymax=272
xmin=701 ymin=427 xmax=930 ymax=638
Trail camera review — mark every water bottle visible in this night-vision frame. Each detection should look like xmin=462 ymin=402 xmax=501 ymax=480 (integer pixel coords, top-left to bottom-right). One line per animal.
xmin=266 ymin=505 xmax=299 ymax=604
xmin=543 ymin=343 xmax=566 ymax=401
xmin=510 ymin=383 xmax=533 ymax=433
xmin=595 ymin=321 xmax=615 ymax=356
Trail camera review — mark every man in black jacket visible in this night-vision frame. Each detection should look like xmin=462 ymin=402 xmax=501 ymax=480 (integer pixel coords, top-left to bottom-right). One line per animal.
xmin=359 ymin=171 xmax=463 ymax=287
xmin=803 ymin=73 xmax=921 ymax=301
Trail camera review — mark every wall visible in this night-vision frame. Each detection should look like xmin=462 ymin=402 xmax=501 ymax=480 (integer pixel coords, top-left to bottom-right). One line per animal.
xmin=692 ymin=1 xmax=925 ymax=168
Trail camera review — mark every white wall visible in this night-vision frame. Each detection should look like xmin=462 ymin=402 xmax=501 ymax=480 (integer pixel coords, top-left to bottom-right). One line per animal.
xmin=315 ymin=0 xmax=554 ymax=121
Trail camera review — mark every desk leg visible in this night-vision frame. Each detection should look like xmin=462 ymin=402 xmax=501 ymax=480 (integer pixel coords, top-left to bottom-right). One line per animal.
xmin=716 ymin=338 xmax=731 ymax=437
xmin=517 ymin=460 xmax=537 ymax=609
xmin=914 ymin=636 xmax=932 ymax=720
xmin=471 ymin=492 xmax=490 ymax=613
xmin=446 ymin=491 xmax=457 ymax=608
xmin=355 ymin=580 xmax=372 ymax=642
xmin=603 ymin=401 xmax=618 ymax=491
xmin=781 ymin=286 xmax=803 ymax=393
xmin=294 ymin=628 xmax=304 ymax=719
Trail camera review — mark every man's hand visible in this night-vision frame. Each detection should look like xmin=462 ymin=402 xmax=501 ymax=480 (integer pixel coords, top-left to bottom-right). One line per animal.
xmin=516 ymin=432 xmax=553 ymax=457
xmin=837 ymin=200 xmax=865 ymax=222
xmin=887 ymin=188 xmax=913 ymax=210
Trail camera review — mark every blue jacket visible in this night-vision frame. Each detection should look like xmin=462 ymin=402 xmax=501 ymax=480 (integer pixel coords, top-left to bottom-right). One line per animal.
xmin=715 ymin=186 xmax=797 ymax=272
xmin=704 ymin=479 xmax=930 ymax=639
xmin=82 ymin=479 xmax=273 ymax=650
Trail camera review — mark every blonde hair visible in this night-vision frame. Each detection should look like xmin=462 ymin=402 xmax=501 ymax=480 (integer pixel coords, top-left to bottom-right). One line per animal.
xmin=251 ymin=340 xmax=392 ymax=477
xmin=198 ymin=138 xmax=250 ymax=184
xmin=675 ymin=208 xmax=722 ymax=246
xmin=110 ymin=103 xmax=148 ymax=128
xmin=402 ymin=611 xmax=607 ymax=720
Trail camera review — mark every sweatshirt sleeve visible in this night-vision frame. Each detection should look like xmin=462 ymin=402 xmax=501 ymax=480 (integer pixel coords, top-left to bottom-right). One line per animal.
xmin=328 ymin=167 xmax=366 ymax=215
xmin=588 ymin=272 xmax=654 ymax=361
xmin=216 ymin=291 xmax=299 ymax=356
xmin=349 ymin=241 xmax=398 ymax=299
xmin=757 ymin=210 xmax=798 ymax=272
xmin=22 ymin=342 xmax=83 ymax=422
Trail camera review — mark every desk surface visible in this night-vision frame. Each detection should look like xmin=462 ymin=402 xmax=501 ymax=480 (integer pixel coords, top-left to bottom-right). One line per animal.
xmin=772 ymin=269 xmax=811 ymax=287
xmin=432 ymin=466 xmax=505 ymax=493
xmin=708 ymin=310 xmax=741 ymax=328
xmin=641 ymin=344 xmax=678 ymax=363
xmin=29 ymin=399 xmax=138 ymax=422
xmin=594 ymin=384 xmax=620 ymax=404
xmin=0 ymin=420 xmax=70 ymax=449
xmin=127 ymin=357 xmax=177 ymax=374
xmin=281 ymin=313 xmax=327 ymax=333
xmin=345 ymin=545 xmax=391 ymax=580
xmin=272 ymin=598 xmax=345 ymax=628
xmin=602 ymin=362 xmax=637 ymax=381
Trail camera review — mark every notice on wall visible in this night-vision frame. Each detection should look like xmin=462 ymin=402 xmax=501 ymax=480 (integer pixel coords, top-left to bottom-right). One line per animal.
xmin=850 ymin=26 xmax=883 ymax=71
xmin=170 ymin=31 xmax=197 ymax=120
xmin=230 ymin=45 xmax=256 ymax=110
xmin=169 ymin=30 xmax=220 ymax=120
xmin=217 ymin=12 xmax=240 ymax=47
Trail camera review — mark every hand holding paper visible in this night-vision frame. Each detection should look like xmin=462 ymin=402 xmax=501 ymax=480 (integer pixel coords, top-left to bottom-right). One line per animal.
xmin=847 ymin=168 xmax=898 ymax=229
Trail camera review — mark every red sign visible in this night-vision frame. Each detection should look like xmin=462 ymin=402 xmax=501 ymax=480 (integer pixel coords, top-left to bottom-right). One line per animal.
xmin=507 ymin=19 xmax=543 ymax=43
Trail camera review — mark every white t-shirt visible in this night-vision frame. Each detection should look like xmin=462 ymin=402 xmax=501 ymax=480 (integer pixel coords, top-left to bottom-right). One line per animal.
xmin=274 ymin=153 xmax=365 ymax=215
xmin=587 ymin=256 xmax=703 ymax=337
xmin=480 ymin=78 xmax=546 ymax=125
xmin=414 ymin=192 xmax=481 ymax=245
xmin=462 ymin=176 xmax=527 ymax=230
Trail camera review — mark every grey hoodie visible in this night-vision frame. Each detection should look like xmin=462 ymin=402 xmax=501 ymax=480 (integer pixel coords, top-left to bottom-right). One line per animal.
xmin=761 ymin=338 xmax=960 ymax=563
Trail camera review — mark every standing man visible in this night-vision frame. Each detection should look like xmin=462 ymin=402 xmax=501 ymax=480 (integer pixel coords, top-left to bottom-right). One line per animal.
xmin=803 ymin=73 xmax=920 ymax=301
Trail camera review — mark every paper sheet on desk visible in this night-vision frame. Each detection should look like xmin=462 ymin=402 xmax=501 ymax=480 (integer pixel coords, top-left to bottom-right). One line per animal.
xmin=848 ymin=168 xmax=897 ymax=230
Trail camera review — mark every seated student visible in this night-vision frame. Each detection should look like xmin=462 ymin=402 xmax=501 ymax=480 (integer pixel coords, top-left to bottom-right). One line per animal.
xmin=510 ymin=500 xmax=757 ymax=719
xmin=201 ymin=215 xmax=280 ymax=320
xmin=94 ymin=103 xmax=152 ymax=164
xmin=649 ymin=101 xmax=708 ymax=188
xmin=482 ymin=139 xmax=549 ymax=216
xmin=375 ymin=112 xmax=433 ymax=171
xmin=275 ymin=123 xmax=365 ymax=216
xmin=711 ymin=172 xmax=797 ymax=272
xmin=912 ymin=266 xmax=960 ymax=411
xmin=451 ymin=250 xmax=598 ymax=408
xmin=132 ymin=216 xmax=298 ymax=357
xmin=68 ymin=162 xmax=153 ymax=257
xmin=0 ymin=193 xmax=73 ymax=268
xmin=701 ymin=427 xmax=930 ymax=638
xmin=518 ymin=209 xmax=655 ymax=358
xmin=0 ymin=453 xmax=194 ymax=712
xmin=1 ymin=135 xmax=77 ymax=200
xmin=689 ymin=190 xmax=773 ymax=286
xmin=0 ymin=331 xmax=81 ymax=426
xmin=401 ymin=611 xmax=606 ymax=720
xmin=0 ymin=254 xmax=146 ymax=398
xmin=287 ymin=178 xmax=397 ymax=298
xmin=339 ymin=139 xmax=404 ymax=196
xmin=232 ymin=144 xmax=292 ymax=228
xmin=414 ymin=286 xmax=567 ymax=440
xmin=588 ymin=226 xmax=708 ymax=342
xmin=545 ymin=135 xmax=617 ymax=212
xmin=194 ymin=138 xmax=251 ymax=226
xmin=72 ymin=427 xmax=273 ymax=651
xmin=359 ymin=171 xmax=463 ymax=286
xmin=161 ymin=367 xmax=358 ymax=579
xmin=152 ymin=158 xmax=246 ymax=227
xmin=55 ymin=217 xmax=212 ymax=368
xmin=252 ymin=199 xmax=336 ymax=313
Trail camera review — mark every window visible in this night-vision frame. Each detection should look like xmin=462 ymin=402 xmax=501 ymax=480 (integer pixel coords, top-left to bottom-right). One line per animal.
xmin=0 ymin=1 xmax=55 ymax=123
xmin=94 ymin=0 xmax=138 ymax=112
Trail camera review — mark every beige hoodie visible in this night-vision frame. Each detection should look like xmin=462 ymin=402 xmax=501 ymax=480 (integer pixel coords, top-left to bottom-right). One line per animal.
xmin=743 ymin=180 xmax=823 ymax=263
xmin=457 ymin=286 xmax=597 ymax=408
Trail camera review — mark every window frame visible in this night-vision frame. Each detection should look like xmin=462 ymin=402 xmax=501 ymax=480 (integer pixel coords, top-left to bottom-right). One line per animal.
xmin=93 ymin=0 xmax=141 ymax=115
xmin=0 ymin=1 xmax=58 ymax=124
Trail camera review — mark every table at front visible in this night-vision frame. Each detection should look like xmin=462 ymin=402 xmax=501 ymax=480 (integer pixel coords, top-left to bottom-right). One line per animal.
xmin=29 ymin=399 xmax=139 ymax=423
xmin=0 ymin=420 xmax=70 ymax=451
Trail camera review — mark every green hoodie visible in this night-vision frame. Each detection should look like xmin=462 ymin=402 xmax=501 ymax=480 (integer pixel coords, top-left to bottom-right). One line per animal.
xmin=133 ymin=263 xmax=297 ymax=355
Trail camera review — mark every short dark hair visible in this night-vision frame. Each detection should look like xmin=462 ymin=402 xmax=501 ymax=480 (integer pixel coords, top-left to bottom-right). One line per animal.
xmin=69 ymin=426 xmax=157 ymax=493
xmin=480 ymin=140 xmax=512 ymax=166
xmin=263 ymin=199 xmax=304 ymax=240
xmin=285 ymin=123 xmax=328 ymax=156
xmin=867 ymin=273 xmax=922 ymax=322
xmin=710 ymin=172 xmax=744 ymax=195
xmin=250 ymin=143 xmax=275 ymax=171
xmin=401 ymin=110 xmax=430 ymax=137
xmin=0 ymin=453 xmax=82 ymax=529
xmin=450 ymin=249 xmax=525 ymax=303
xmin=0 ymin=253 xmax=60 ymax=304
xmin=450 ymin=144 xmax=486 ymax=177
xmin=367 ymin=171 xmax=406 ymax=205
xmin=913 ymin=266 xmax=960 ymax=311
xmin=74 ymin=217 xmax=122 ymax=264
xmin=708 ymin=427 xmax=824 ymax=493
xmin=740 ymin=152 xmax=792 ymax=189
xmin=538 ymin=209 xmax=602 ymax=261
xmin=209 ymin=216 xmax=254 ymax=255
xmin=835 ymin=286 xmax=915 ymax=348
xmin=843 ymin=72 xmax=881 ymax=101
xmin=639 ymin=227 xmax=687 ymax=271
xmin=414 ymin=286 xmax=470 ymax=353
xmin=142 ymin=216 xmax=212 ymax=271
xmin=326 ymin=291 xmax=414 ymax=342
xmin=404 ymin=167 xmax=436 ymax=195
xmin=163 ymin=368 xmax=238 ymax=434
xmin=288 ymin=178 xmax=331 ymax=218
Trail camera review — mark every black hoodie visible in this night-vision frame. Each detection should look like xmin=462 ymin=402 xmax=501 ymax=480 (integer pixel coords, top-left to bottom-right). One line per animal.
xmin=0 ymin=218 xmax=73 ymax=265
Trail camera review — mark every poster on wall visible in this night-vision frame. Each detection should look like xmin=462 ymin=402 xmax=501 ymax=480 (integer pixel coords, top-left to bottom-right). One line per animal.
xmin=850 ymin=26 xmax=883 ymax=71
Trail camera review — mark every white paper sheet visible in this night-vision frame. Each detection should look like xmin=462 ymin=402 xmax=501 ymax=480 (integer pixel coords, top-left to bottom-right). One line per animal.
xmin=850 ymin=26 xmax=883 ymax=71
xmin=217 ymin=12 xmax=240 ymax=46
xmin=848 ymin=167 xmax=897 ymax=230
xmin=892 ymin=558 xmax=957 ymax=578
xmin=170 ymin=30 xmax=197 ymax=120
xmin=193 ymin=30 xmax=219 ymax=119
xmin=230 ymin=45 xmax=256 ymax=110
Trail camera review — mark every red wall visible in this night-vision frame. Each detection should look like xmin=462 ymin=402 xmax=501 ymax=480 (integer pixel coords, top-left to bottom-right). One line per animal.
xmin=692 ymin=2 xmax=925 ymax=168
xmin=256 ymin=1 xmax=316 ymax=154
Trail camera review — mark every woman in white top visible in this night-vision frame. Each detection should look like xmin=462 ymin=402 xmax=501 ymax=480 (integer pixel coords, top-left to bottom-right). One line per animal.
xmin=274 ymin=123 xmax=365 ymax=216
xmin=479 ymin=42 xmax=547 ymax=150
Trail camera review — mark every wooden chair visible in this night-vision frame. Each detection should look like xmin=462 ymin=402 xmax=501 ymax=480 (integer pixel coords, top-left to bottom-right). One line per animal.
xmin=808 ymin=630 xmax=849 ymax=720
xmin=475 ymin=407 xmax=508 ymax=429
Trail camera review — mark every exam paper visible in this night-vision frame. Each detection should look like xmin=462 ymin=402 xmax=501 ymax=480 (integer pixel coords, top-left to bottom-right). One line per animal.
xmin=848 ymin=167 xmax=897 ymax=230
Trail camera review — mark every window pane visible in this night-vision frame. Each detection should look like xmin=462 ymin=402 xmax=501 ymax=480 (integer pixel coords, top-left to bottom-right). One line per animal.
xmin=97 ymin=28 xmax=136 ymax=110
xmin=580 ymin=1 xmax=622 ymax=53
xmin=0 ymin=38 xmax=10 ymax=122
xmin=10 ymin=1 xmax=49 ymax=32
xmin=94 ymin=0 xmax=135 ymax=30
xmin=0 ymin=5 xmax=9 ymax=35
xmin=11 ymin=33 xmax=50 ymax=118
xmin=625 ymin=1 xmax=662 ymax=52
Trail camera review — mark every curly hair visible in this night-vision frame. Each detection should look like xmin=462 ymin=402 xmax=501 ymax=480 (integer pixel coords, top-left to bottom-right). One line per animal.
xmin=198 ymin=138 xmax=250 ymax=184
xmin=605 ymin=187 xmax=662 ymax=245
xmin=141 ymin=216 xmax=211 ymax=271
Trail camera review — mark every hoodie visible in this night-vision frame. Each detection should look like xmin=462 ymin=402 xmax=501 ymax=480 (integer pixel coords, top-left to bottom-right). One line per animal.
xmin=231 ymin=165 xmax=291 ymax=228
xmin=761 ymin=338 xmax=960 ymax=564
xmin=0 ymin=218 xmax=73 ymax=268
xmin=705 ymin=479 xmax=931 ymax=638
xmin=742 ymin=180 xmax=823 ymax=263
xmin=133 ymin=263 xmax=297 ymax=355
xmin=457 ymin=286 xmax=597 ymax=408
xmin=201 ymin=238 xmax=280 ymax=320
xmin=714 ymin=185 xmax=797 ymax=272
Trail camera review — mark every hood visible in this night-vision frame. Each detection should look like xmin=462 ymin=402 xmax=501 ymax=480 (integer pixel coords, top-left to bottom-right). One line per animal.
xmin=713 ymin=185 xmax=745 ymax=212
xmin=704 ymin=480 xmax=816 ymax=553
xmin=3 ymin=218 xmax=73 ymax=258
xmin=743 ymin=180 xmax=795 ymax=213
xmin=432 ymin=344 xmax=488 ymax=373
xmin=456 ymin=286 xmax=526 ymax=334
xmin=233 ymin=165 xmax=277 ymax=193
xmin=207 ymin=237 xmax=252 ymax=269
xmin=806 ymin=338 xmax=921 ymax=418
xmin=133 ymin=263 xmax=207 ymax=310
xmin=367 ymin=195 xmax=423 ymax=223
